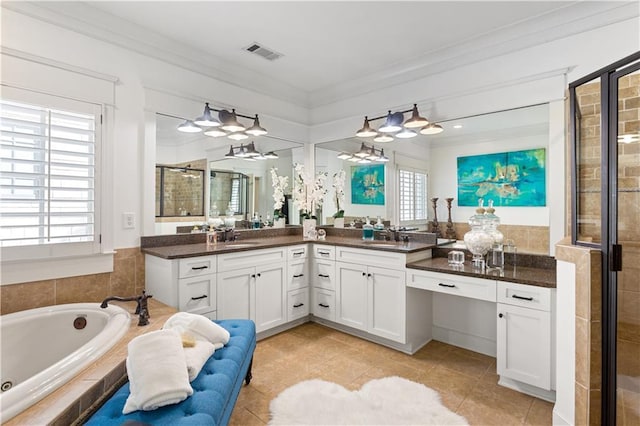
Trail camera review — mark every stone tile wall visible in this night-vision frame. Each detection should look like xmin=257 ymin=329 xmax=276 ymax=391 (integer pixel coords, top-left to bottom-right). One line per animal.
xmin=0 ymin=248 xmax=145 ymax=315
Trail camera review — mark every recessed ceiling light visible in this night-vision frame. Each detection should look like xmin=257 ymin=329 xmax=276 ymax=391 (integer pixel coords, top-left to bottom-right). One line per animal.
xmin=453 ymin=124 xmax=463 ymax=129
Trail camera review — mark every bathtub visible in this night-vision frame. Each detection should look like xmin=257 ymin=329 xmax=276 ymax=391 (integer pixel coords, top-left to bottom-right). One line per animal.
xmin=0 ymin=303 xmax=130 ymax=422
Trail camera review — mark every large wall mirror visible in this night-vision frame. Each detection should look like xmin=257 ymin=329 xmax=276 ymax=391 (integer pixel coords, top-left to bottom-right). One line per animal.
xmin=315 ymin=103 xmax=555 ymax=254
xmin=154 ymin=112 xmax=304 ymax=235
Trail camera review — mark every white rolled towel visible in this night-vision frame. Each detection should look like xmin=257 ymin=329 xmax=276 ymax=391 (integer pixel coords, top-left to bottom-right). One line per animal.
xmin=184 ymin=340 xmax=215 ymax=381
xmin=163 ymin=312 xmax=230 ymax=346
xmin=123 ymin=329 xmax=193 ymax=414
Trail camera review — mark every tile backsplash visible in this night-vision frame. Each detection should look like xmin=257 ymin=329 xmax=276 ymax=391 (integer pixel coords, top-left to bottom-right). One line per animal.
xmin=0 ymin=247 xmax=145 ymax=315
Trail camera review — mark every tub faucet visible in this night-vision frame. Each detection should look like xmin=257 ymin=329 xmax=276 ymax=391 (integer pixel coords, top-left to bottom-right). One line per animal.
xmin=100 ymin=291 xmax=153 ymax=326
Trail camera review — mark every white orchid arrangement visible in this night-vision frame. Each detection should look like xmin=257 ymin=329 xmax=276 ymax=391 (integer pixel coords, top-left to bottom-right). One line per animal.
xmin=292 ymin=163 xmax=328 ymax=220
xmin=270 ymin=167 xmax=289 ymax=219
xmin=332 ymin=169 xmax=346 ymax=218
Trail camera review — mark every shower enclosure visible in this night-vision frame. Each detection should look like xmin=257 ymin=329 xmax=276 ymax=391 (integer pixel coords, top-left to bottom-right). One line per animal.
xmin=569 ymin=51 xmax=640 ymax=425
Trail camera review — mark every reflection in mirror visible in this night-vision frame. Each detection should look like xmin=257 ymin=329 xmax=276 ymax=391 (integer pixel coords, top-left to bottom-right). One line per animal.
xmin=155 ymin=165 xmax=205 ymax=217
xmin=315 ymin=104 xmax=552 ymax=254
xmin=210 ymin=170 xmax=249 ymax=218
xmin=154 ymin=112 xmax=305 ymax=234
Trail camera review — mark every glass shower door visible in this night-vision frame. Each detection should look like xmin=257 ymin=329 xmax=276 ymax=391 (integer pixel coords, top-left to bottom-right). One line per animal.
xmin=613 ymin=64 xmax=640 ymax=426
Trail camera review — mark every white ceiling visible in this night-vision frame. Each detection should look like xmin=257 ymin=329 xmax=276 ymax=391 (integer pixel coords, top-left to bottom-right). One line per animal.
xmin=26 ymin=1 xmax=635 ymax=107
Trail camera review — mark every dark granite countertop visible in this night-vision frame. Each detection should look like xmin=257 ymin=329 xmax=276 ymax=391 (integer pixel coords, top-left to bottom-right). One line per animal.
xmin=142 ymin=235 xmax=436 ymax=259
xmin=406 ymin=256 xmax=556 ymax=288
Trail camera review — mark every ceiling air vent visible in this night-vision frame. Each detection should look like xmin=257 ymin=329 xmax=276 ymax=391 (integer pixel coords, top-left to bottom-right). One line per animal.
xmin=244 ymin=42 xmax=283 ymax=61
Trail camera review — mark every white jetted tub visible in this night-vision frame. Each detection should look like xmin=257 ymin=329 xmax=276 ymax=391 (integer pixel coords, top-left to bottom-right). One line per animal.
xmin=0 ymin=303 xmax=130 ymax=422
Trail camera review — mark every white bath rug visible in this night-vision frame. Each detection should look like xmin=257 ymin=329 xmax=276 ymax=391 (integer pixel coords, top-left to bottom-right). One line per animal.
xmin=268 ymin=376 xmax=468 ymax=425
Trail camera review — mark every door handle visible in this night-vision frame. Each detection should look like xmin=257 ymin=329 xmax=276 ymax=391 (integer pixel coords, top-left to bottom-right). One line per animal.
xmin=191 ymin=295 xmax=208 ymax=301
xmin=438 ymin=283 xmax=456 ymax=288
xmin=511 ymin=294 xmax=533 ymax=301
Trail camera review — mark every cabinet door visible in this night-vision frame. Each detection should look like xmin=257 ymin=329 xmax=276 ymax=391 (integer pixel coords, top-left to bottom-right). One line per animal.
xmin=368 ymin=266 xmax=406 ymax=343
xmin=255 ymin=263 xmax=287 ymax=332
xmin=336 ymin=262 xmax=367 ymax=330
xmin=497 ymin=303 xmax=551 ymax=390
xmin=217 ymin=268 xmax=253 ymax=321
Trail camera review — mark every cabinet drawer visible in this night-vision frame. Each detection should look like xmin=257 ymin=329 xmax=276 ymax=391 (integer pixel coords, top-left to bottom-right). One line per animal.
xmin=313 ymin=259 xmax=335 ymax=290
xmin=179 ymin=255 xmax=216 ymax=278
xmin=313 ymin=245 xmax=335 ymax=260
xmin=178 ymin=274 xmax=216 ymax=315
xmin=336 ymin=246 xmax=405 ymax=270
xmin=288 ymin=288 xmax=310 ymax=321
xmin=312 ymin=288 xmax=335 ymax=321
xmin=288 ymin=245 xmax=308 ymax=260
xmin=288 ymin=260 xmax=308 ymax=291
xmin=497 ymin=281 xmax=551 ymax=311
xmin=217 ymin=247 xmax=286 ymax=272
xmin=408 ymin=270 xmax=496 ymax=302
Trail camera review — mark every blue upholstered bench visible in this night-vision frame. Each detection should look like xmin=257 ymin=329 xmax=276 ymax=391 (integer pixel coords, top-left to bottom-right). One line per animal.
xmin=85 ymin=319 xmax=256 ymax=426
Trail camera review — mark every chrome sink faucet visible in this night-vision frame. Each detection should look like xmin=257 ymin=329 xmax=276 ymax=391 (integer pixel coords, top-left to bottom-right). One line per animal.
xmin=100 ymin=290 xmax=153 ymax=326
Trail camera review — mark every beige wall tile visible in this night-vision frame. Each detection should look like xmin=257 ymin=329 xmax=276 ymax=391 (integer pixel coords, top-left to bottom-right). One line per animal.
xmin=110 ymin=256 xmax=136 ymax=296
xmin=0 ymin=280 xmax=55 ymax=315
xmin=590 ymin=320 xmax=602 ymax=389
xmin=576 ymin=317 xmax=590 ymax=388
xmin=589 ymin=390 xmax=602 ymax=426
xmin=575 ymin=382 xmax=589 ymax=426
xmin=56 ymin=274 xmax=111 ymax=304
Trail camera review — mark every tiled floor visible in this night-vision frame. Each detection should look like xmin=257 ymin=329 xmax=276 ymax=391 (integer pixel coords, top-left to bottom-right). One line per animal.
xmin=229 ymin=322 xmax=554 ymax=425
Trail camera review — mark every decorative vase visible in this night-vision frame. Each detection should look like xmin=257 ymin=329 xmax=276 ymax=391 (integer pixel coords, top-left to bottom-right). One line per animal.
xmin=333 ymin=217 xmax=344 ymax=228
xmin=274 ymin=218 xmax=286 ymax=228
xmin=303 ymin=218 xmax=317 ymax=240
xmin=463 ymin=200 xmax=492 ymax=269
xmin=445 ymin=197 xmax=456 ymax=240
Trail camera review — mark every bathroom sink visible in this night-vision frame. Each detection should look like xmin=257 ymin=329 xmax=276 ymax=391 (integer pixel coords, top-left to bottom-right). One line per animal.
xmin=222 ymin=242 xmax=261 ymax=248
xmin=362 ymin=242 xmax=399 ymax=248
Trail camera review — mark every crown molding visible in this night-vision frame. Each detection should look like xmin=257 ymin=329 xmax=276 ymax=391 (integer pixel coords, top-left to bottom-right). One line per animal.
xmin=2 ymin=1 xmax=309 ymax=108
xmin=307 ymin=1 xmax=639 ymax=108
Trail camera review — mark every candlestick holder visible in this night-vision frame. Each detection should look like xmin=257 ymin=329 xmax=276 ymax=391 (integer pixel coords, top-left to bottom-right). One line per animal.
xmin=428 ymin=197 xmax=442 ymax=237
xmin=445 ymin=197 xmax=456 ymax=239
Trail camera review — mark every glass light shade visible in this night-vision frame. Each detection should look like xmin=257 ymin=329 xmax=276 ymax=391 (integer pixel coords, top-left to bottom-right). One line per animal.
xmin=224 ymin=146 xmax=236 ymax=158
xmin=373 ymin=133 xmax=393 ymax=143
xmin=403 ymin=104 xmax=429 ymax=128
xmin=376 ymin=149 xmax=389 ymax=162
xmin=420 ymin=123 xmax=444 ymax=135
xmin=177 ymin=119 xmax=202 ymax=133
xmin=378 ymin=111 xmax=404 ymax=133
xmin=204 ymin=127 xmax=227 ymax=137
xmin=235 ymin=144 xmax=249 ymax=157
xmin=337 ymin=152 xmax=352 ymax=160
xmin=220 ymin=109 xmax=246 ymax=132
xmin=358 ymin=158 xmax=372 ymax=164
xmin=228 ymin=131 xmax=248 ymax=141
xmin=194 ymin=103 xmax=220 ymax=127
xmin=355 ymin=116 xmax=377 ymax=137
xmin=354 ymin=143 xmax=370 ymax=158
xmin=365 ymin=148 xmax=379 ymax=160
xmin=245 ymin=115 xmax=267 ymax=136
xmin=264 ymin=151 xmax=278 ymax=159
xmin=396 ymin=128 xmax=418 ymax=138
xmin=245 ymin=143 xmax=260 ymax=157
xmin=347 ymin=156 xmax=360 ymax=162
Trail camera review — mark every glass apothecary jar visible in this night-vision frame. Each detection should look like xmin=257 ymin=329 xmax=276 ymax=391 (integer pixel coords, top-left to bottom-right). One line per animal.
xmin=463 ymin=200 xmax=493 ymax=268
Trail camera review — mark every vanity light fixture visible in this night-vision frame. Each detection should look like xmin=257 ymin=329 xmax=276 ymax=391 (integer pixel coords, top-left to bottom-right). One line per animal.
xmin=355 ymin=103 xmax=443 ymax=141
xmin=224 ymin=142 xmax=278 ymax=161
xmin=178 ymin=103 xmax=268 ymax=140
xmin=338 ymin=143 xmax=388 ymax=163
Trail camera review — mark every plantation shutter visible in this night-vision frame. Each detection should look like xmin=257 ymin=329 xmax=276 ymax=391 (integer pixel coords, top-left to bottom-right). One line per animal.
xmin=0 ymin=98 xmax=97 ymax=247
xmin=399 ymin=168 xmax=427 ymax=222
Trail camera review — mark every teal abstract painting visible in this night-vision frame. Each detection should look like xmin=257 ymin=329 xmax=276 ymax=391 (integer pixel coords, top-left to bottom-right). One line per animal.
xmin=457 ymin=148 xmax=546 ymax=206
xmin=351 ymin=164 xmax=385 ymax=205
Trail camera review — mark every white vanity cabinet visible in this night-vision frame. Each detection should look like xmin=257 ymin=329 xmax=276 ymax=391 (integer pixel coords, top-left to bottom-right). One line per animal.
xmin=311 ymin=245 xmax=336 ymax=321
xmin=145 ymin=254 xmax=217 ymax=319
xmin=335 ymin=246 xmax=408 ymax=343
xmin=497 ymin=281 xmax=555 ymax=396
xmin=216 ymin=247 xmax=287 ymax=333
xmin=286 ymin=245 xmax=309 ymax=321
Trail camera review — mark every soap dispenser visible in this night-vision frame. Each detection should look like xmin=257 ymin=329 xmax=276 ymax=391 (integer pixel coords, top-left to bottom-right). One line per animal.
xmin=362 ymin=216 xmax=374 ymax=240
xmin=374 ymin=216 xmax=385 ymax=230
xmin=252 ymin=212 xmax=260 ymax=229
